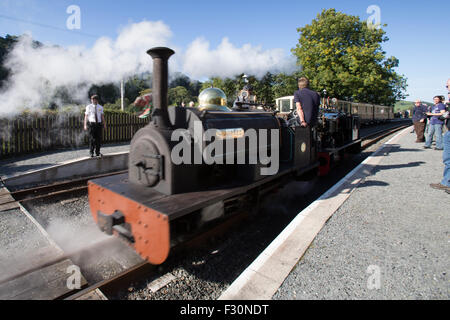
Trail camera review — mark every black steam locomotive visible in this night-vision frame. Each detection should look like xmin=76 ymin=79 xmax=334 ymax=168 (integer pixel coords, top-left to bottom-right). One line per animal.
xmin=316 ymin=108 xmax=360 ymax=150
xmin=88 ymin=47 xmax=359 ymax=264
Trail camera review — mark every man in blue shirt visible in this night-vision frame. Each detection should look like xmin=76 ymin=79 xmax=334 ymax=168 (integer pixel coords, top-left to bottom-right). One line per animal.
xmin=424 ymin=96 xmax=446 ymax=150
xmin=294 ymin=77 xmax=320 ymax=127
xmin=430 ymin=80 xmax=450 ymax=192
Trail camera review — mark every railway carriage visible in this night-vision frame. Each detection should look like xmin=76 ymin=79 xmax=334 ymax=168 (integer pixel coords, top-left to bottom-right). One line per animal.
xmin=275 ymin=96 xmax=295 ymax=117
xmin=274 ymin=96 xmax=394 ymax=124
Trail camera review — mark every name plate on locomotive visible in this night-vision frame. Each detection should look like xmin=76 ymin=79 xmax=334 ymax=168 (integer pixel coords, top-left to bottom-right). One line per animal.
xmin=215 ymin=128 xmax=245 ymax=140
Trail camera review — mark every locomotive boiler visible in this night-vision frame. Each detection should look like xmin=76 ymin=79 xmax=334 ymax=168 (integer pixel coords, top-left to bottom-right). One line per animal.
xmin=88 ymin=47 xmax=318 ymax=264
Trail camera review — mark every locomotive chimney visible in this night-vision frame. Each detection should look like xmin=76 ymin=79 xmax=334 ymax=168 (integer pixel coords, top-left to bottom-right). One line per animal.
xmin=147 ymin=47 xmax=175 ymax=129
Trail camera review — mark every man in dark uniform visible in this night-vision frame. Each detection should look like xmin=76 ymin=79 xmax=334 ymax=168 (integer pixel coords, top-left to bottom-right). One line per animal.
xmin=412 ymin=100 xmax=428 ymax=142
xmin=294 ymin=77 xmax=320 ymax=127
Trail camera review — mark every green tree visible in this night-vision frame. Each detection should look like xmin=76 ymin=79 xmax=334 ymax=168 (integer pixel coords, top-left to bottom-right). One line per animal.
xmin=170 ymin=72 xmax=191 ymax=89
xmin=189 ymin=80 xmax=202 ymax=98
xmin=254 ymin=72 xmax=275 ymax=104
xmin=104 ymin=97 xmax=130 ymax=111
xmin=168 ymin=86 xmax=191 ymax=106
xmin=169 ymin=72 xmax=204 ymax=100
xmin=200 ymin=77 xmax=224 ymax=91
xmin=0 ymin=34 xmax=43 ymax=89
xmin=88 ymin=83 xmax=120 ymax=104
xmin=0 ymin=35 xmax=18 ymax=88
xmin=272 ymin=72 xmax=301 ymax=98
xmin=292 ymin=8 xmax=407 ymax=105
xmin=124 ymin=75 xmax=150 ymax=103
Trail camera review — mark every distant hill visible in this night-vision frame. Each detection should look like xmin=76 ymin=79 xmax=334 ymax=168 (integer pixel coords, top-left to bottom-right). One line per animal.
xmin=394 ymin=100 xmax=433 ymax=112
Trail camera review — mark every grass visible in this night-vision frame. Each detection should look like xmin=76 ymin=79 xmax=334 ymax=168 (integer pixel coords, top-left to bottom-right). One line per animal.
xmin=394 ymin=100 xmax=432 ymax=112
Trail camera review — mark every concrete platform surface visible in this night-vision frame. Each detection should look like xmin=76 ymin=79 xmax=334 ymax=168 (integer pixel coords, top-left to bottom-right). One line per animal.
xmin=0 ymin=142 xmax=130 ymax=179
xmin=220 ymin=127 xmax=449 ymax=300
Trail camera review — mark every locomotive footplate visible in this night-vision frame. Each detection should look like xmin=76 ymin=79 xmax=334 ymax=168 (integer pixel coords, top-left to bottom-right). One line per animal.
xmin=88 ymin=161 xmax=319 ymax=264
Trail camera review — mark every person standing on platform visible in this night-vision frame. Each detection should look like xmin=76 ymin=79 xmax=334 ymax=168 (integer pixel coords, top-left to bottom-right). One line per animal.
xmin=430 ymin=80 xmax=450 ymax=193
xmin=84 ymin=95 xmax=106 ymax=158
xmin=294 ymin=77 xmax=320 ymax=128
xmin=412 ymin=100 xmax=428 ymax=142
xmin=424 ymin=96 xmax=446 ymax=150
xmin=425 ymin=104 xmax=432 ymax=135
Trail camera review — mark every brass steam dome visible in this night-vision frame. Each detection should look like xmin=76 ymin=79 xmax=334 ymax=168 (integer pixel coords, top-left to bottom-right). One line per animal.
xmin=198 ymin=87 xmax=231 ymax=112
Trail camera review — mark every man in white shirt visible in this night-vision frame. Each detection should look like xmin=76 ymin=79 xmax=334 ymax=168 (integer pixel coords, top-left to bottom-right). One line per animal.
xmin=84 ymin=95 xmax=106 ymax=157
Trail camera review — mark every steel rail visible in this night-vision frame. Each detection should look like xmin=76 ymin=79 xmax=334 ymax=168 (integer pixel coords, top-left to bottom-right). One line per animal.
xmin=63 ymin=212 xmax=249 ymax=300
xmin=361 ymin=124 xmax=411 ymax=149
xmin=4 ymin=170 xmax=128 ymax=205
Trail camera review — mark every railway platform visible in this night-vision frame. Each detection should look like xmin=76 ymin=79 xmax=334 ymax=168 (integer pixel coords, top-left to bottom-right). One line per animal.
xmin=0 ymin=142 xmax=129 ymax=179
xmin=0 ymin=142 xmax=130 ymax=189
xmin=220 ymin=126 xmax=449 ymax=300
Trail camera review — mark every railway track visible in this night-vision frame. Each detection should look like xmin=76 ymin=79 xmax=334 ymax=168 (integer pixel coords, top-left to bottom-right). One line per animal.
xmin=360 ymin=123 xmax=411 ymax=149
xmin=2 ymin=121 xmax=411 ymax=300
xmin=64 ymin=122 xmax=412 ymax=300
xmin=5 ymin=170 xmax=128 ymax=204
xmin=65 ymin=211 xmax=249 ymax=300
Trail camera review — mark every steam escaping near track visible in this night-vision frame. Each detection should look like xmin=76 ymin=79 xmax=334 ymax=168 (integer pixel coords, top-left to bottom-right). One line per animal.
xmin=0 ymin=20 xmax=296 ymax=117
xmin=45 ymin=216 xmax=142 ymax=277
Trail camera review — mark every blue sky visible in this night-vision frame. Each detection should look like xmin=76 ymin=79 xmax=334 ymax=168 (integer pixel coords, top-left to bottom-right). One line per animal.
xmin=0 ymin=0 xmax=449 ymax=103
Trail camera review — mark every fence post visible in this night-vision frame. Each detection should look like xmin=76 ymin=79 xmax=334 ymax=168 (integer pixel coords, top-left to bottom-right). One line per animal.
xmin=0 ymin=119 xmax=4 ymax=158
xmin=14 ymin=118 xmax=19 ymax=155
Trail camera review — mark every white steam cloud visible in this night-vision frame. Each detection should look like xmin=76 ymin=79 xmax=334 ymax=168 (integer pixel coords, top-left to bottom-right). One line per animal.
xmin=0 ymin=20 xmax=173 ymax=116
xmin=182 ymin=37 xmax=296 ymax=79
xmin=0 ymin=20 xmax=296 ymax=116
